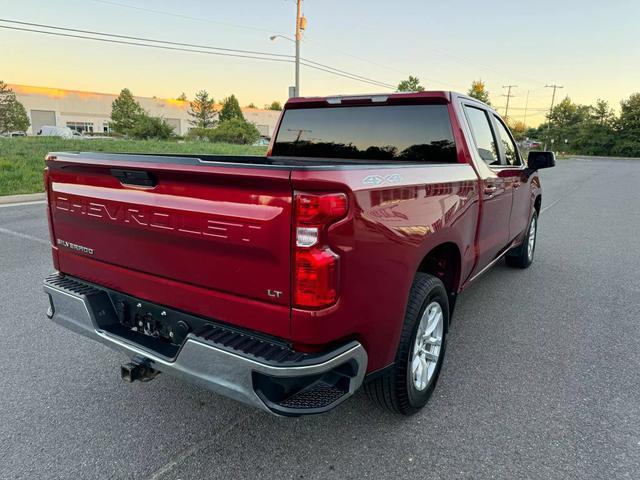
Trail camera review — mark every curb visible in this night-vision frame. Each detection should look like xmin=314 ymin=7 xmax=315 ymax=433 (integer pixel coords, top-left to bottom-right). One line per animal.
xmin=568 ymin=155 xmax=640 ymax=161
xmin=0 ymin=192 xmax=46 ymax=205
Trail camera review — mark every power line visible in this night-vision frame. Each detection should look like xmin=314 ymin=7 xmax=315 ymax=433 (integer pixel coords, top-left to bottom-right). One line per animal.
xmin=0 ymin=24 xmax=295 ymax=63
xmin=300 ymin=58 xmax=396 ymax=89
xmin=89 ymin=0 xmax=551 ymax=91
xmin=0 ymin=18 xmax=293 ymax=59
xmin=88 ymin=0 xmax=447 ymax=89
xmin=302 ymin=33 xmax=411 ymax=77
xmin=299 ymin=62 xmax=395 ymax=89
xmin=0 ymin=19 xmax=396 ymax=90
xmin=90 ymin=0 xmax=410 ymax=80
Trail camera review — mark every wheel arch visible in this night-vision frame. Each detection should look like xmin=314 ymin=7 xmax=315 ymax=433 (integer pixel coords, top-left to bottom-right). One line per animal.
xmin=415 ymin=241 xmax=462 ymax=319
xmin=534 ymin=194 xmax=542 ymax=214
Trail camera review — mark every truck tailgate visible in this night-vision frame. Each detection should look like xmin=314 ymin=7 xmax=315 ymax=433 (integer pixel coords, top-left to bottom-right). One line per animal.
xmin=46 ymin=153 xmax=292 ymax=338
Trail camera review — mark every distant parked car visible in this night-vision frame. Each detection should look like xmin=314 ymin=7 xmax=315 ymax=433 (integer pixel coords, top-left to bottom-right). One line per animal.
xmin=37 ymin=126 xmax=83 ymax=139
xmin=0 ymin=131 xmax=27 ymax=137
xmin=253 ymin=137 xmax=270 ymax=146
xmin=525 ymin=140 xmax=541 ymax=149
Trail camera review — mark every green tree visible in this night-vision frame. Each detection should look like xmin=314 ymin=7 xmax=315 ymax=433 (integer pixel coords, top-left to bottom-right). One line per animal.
xmin=592 ymin=99 xmax=616 ymax=125
xmin=208 ymin=118 xmax=260 ymax=144
xmin=548 ymin=96 xmax=589 ymax=127
xmin=188 ymin=90 xmax=217 ymax=128
xmin=397 ymin=76 xmax=425 ymax=92
xmin=176 ymin=92 xmax=188 ymax=101
xmin=267 ymin=101 xmax=282 ymax=111
xmin=573 ymin=100 xmax=616 ymax=156
xmin=467 ymin=80 xmax=491 ymax=105
xmin=246 ymin=102 xmax=257 ymax=108
xmin=524 ymin=126 xmax=542 ymax=140
xmin=613 ymin=93 xmax=640 ymax=157
xmin=219 ymin=94 xmax=244 ymax=123
xmin=110 ymin=88 xmax=143 ymax=135
xmin=543 ymin=96 xmax=590 ymax=151
xmin=0 ymin=81 xmax=30 ymax=133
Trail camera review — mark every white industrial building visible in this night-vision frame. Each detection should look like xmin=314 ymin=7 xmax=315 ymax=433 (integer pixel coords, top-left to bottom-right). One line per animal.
xmin=9 ymin=84 xmax=281 ymax=137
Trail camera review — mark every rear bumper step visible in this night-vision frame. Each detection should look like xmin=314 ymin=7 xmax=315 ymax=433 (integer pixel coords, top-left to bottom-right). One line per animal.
xmin=43 ymin=273 xmax=367 ymax=416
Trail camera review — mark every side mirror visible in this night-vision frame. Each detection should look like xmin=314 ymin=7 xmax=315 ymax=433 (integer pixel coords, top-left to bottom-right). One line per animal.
xmin=527 ymin=151 xmax=556 ymax=170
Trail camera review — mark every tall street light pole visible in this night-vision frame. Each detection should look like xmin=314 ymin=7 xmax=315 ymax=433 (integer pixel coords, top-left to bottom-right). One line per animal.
xmin=270 ymin=1 xmax=305 ymax=98
xmin=295 ymin=0 xmax=302 ymax=97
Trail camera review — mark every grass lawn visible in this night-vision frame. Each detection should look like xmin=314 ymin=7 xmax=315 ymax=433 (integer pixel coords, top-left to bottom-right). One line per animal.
xmin=0 ymin=137 xmax=268 ymax=196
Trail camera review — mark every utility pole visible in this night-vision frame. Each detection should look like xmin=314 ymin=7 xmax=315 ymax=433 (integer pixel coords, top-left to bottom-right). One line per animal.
xmin=522 ymin=90 xmax=530 ymax=128
xmin=544 ymin=84 xmax=563 ymax=150
xmin=295 ymin=0 xmax=303 ymax=97
xmin=287 ymin=128 xmax=312 ymax=142
xmin=502 ymin=85 xmax=518 ymax=122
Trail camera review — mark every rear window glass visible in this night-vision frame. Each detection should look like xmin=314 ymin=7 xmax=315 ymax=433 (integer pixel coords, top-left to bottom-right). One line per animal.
xmin=272 ymin=105 xmax=457 ymax=163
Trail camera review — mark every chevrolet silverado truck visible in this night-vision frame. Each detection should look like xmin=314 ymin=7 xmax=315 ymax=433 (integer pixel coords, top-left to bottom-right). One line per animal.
xmin=43 ymin=91 xmax=554 ymax=416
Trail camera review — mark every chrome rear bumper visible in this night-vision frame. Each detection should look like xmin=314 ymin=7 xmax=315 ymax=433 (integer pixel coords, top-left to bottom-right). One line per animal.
xmin=44 ymin=273 xmax=367 ymax=416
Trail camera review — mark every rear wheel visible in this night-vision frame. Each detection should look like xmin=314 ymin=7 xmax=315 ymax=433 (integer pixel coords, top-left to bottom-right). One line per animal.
xmin=506 ymin=211 xmax=538 ymax=268
xmin=365 ymin=273 xmax=448 ymax=415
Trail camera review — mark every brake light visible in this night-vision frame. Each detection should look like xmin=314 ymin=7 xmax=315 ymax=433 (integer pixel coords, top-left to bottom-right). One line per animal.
xmin=296 ymin=193 xmax=348 ymax=224
xmin=293 ymin=192 xmax=347 ymax=309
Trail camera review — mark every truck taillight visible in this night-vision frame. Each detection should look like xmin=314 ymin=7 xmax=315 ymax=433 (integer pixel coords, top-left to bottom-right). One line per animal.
xmin=296 ymin=193 xmax=348 ymax=224
xmin=293 ymin=192 xmax=347 ymax=309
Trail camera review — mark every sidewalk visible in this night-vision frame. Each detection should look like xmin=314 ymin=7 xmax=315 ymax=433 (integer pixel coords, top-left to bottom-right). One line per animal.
xmin=0 ymin=192 xmax=46 ymax=205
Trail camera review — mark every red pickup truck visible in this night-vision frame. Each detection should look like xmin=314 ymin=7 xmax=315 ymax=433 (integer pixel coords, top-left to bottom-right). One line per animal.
xmin=43 ymin=91 xmax=554 ymax=416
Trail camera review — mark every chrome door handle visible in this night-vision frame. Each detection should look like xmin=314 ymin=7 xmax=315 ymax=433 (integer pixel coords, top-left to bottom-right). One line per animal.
xmin=484 ymin=185 xmax=498 ymax=195
xmin=513 ymin=181 xmax=521 ymax=189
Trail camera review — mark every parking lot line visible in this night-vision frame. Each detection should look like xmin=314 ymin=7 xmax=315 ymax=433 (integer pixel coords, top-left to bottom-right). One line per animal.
xmin=0 ymin=226 xmax=49 ymax=245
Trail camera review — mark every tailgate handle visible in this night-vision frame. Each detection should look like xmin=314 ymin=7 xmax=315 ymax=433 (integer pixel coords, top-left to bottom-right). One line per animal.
xmin=111 ymin=169 xmax=157 ymax=187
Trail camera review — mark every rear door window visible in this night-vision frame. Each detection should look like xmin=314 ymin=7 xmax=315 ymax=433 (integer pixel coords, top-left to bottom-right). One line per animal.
xmin=493 ymin=116 xmax=522 ymax=166
xmin=463 ymin=106 xmax=501 ymax=166
xmin=272 ymin=104 xmax=457 ymax=163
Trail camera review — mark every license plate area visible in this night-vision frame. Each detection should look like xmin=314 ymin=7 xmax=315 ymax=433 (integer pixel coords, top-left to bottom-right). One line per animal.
xmin=94 ymin=291 xmax=213 ymax=360
xmin=116 ymin=299 xmax=188 ymax=344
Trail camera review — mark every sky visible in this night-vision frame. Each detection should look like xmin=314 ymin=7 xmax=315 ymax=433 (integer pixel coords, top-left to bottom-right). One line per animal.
xmin=2 ymin=0 xmax=639 ymax=126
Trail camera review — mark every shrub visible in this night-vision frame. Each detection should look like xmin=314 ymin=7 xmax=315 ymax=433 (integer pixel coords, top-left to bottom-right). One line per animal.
xmin=130 ymin=115 xmax=174 ymax=140
xmin=186 ymin=127 xmax=214 ymax=141
xmin=611 ymin=139 xmax=640 ymax=158
xmin=208 ymin=118 xmax=260 ymax=145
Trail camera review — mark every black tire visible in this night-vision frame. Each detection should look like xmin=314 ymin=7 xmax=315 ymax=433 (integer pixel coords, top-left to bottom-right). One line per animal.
xmin=506 ymin=211 xmax=538 ymax=269
xmin=365 ymin=273 xmax=449 ymax=415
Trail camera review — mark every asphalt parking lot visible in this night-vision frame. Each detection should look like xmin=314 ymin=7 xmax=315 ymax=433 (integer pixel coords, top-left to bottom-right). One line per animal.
xmin=1 ymin=158 xmax=639 ymax=479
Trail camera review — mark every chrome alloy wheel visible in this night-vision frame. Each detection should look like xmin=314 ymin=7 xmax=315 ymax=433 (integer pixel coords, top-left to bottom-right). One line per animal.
xmin=527 ymin=215 xmax=537 ymax=261
xmin=411 ymin=301 xmax=444 ymax=391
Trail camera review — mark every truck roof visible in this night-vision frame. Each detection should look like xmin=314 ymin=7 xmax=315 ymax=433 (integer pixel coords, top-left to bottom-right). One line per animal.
xmin=285 ymin=91 xmax=460 ymax=108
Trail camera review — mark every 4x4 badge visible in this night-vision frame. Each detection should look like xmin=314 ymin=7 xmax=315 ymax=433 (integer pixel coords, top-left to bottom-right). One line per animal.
xmin=363 ymin=174 xmax=402 ymax=186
